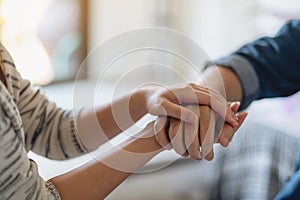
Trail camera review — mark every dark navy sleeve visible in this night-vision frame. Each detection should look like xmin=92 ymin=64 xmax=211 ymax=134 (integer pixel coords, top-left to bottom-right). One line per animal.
xmin=214 ymin=19 xmax=300 ymax=110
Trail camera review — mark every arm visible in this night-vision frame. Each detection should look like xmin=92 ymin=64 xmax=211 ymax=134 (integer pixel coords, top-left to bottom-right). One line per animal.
xmin=154 ymin=55 xmax=246 ymax=160
xmin=214 ymin=19 xmax=300 ymax=109
xmin=0 ymin=82 xmax=61 ymax=200
xmin=0 ymin=42 xmax=87 ymax=160
xmin=49 ymin=122 xmax=163 ymax=200
xmin=156 ymin=19 xmax=300 ymax=160
xmin=77 ymin=84 xmax=239 ymax=151
xmin=49 ymin=83 xmax=238 ymax=198
xmin=179 ymin=19 xmax=300 ymax=117
xmin=0 ymin=86 xmax=160 ymax=200
xmin=199 ymin=66 xmax=243 ymax=102
xmin=5 ymin=52 xmax=235 ymax=158
xmin=17 ymin=73 xmax=88 ymax=159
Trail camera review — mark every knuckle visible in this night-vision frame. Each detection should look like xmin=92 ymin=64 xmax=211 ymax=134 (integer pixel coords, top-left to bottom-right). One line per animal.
xmin=200 ymin=105 xmax=211 ymax=113
xmin=188 ymin=82 xmax=196 ymax=88
xmin=226 ymin=125 xmax=235 ymax=133
xmin=157 ymin=99 xmax=166 ymax=107
xmin=174 ymin=108 xmax=182 ymax=117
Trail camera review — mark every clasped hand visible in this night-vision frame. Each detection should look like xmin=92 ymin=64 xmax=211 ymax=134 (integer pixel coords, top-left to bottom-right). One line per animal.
xmin=142 ymin=83 xmax=247 ymax=161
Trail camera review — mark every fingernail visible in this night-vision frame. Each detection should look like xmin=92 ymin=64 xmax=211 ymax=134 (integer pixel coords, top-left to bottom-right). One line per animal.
xmin=235 ymin=101 xmax=241 ymax=108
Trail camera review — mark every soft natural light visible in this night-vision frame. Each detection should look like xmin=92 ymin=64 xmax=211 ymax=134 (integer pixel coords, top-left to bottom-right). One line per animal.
xmin=1 ymin=0 xmax=54 ymax=84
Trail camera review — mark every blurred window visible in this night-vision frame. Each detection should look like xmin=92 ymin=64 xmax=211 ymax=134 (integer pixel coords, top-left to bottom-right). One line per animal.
xmin=0 ymin=0 xmax=87 ymax=85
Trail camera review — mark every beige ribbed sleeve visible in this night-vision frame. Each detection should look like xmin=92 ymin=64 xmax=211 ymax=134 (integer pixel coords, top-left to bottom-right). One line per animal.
xmin=0 ymin=43 xmax=87 ymax=199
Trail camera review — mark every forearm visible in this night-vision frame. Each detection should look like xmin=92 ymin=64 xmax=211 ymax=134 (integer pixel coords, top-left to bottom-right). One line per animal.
xmin=76 ymin=89 xmax=148 ymax=151
xmin=207 ymin=20 xmax=300 ymax=107
xmin=76 ymin=76 xmax=240 ymax=151
xmin=199 ymin=66 xmax=243 ymax=102
xmin=50 ymin=124 xmax=163 ymax=200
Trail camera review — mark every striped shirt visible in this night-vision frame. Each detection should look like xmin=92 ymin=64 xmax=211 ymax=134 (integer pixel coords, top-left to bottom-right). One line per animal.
xmin=0 ymin=43 xmax=87 ymax=199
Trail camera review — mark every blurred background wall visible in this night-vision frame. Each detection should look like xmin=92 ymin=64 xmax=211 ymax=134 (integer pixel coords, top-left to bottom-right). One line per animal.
xmin=1 ymin=0 xmax=299 ymax=86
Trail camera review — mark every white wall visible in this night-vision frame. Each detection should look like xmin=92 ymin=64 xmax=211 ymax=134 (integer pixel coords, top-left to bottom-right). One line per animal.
xmin=87 ymin=0 xmax=263 ymax=84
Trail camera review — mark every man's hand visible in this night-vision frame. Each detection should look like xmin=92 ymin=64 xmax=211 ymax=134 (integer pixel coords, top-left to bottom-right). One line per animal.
xmin=154 ymin=103 xmax=247 ymax=160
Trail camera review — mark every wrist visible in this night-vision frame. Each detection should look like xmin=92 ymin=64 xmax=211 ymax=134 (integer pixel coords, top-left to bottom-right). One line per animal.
xmin=129 ymin=89 xmax=148 ymax=121
xmin=125 ymin=123 xmax=165 ymax=154
xmin=198 ymin=78 xmax=226 ymax=99
xmin=102 ymin=131 xmax=164 ymax=174
xmin=128 ymin=136 xmax=164 ymax=154
xmin=200 ymin=65 xmax=243 ymax=102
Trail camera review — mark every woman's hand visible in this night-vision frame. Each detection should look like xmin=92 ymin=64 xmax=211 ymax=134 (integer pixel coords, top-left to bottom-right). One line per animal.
xmin=140 ymin=83 xmax=239 ymax=126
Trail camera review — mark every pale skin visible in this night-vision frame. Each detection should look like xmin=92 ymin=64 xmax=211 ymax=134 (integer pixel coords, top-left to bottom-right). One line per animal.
xmin=49 ymin=83 xmax=242 ymax=199
xmin=155 ymin=65 xmax=246 ymax=160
